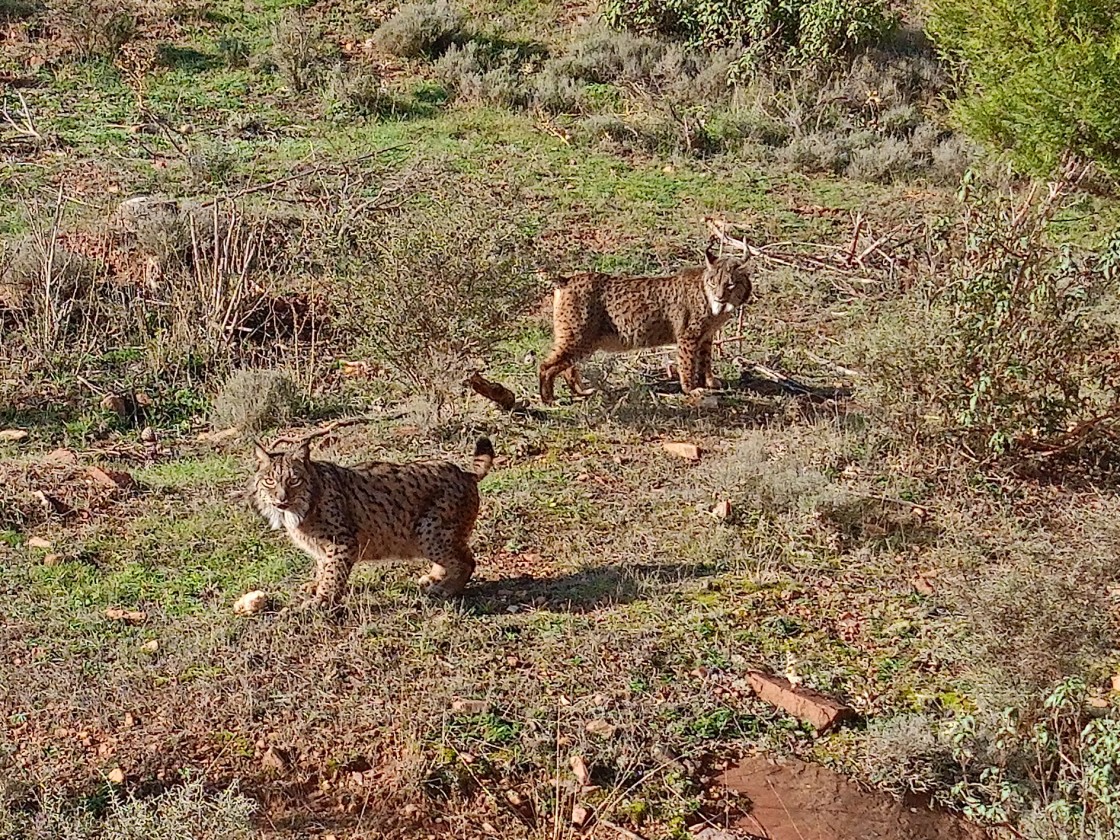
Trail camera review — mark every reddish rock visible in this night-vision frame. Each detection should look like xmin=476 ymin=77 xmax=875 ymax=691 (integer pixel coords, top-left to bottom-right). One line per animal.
xmin=746 ymin=670 xmax=855 ymax=732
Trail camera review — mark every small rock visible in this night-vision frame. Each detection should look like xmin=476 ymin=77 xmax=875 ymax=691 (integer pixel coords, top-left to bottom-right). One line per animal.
xmin=99 ymin=394 xmax=130 ymax=420
xmin=87 ymin=466 xmax=136 ymax=491
xmin=0 ymin=429 xmax=29 ymax=442
xmin=710 ymin=500 xmax=733 ymax=521
xmin=571 ymin=803 xmax=592 ymax=828
xmin=569 ymin=754 xmax=591 ymax=786
xmin=691 ymin=828 xmax=744 ymax=839
xmin=107 ymin=767 xmax=125 ymax=785
xmin=233 ymin=590 xmax=269 ymax=615
xmin=662 ymin=441 xmax=702 ymax=461
xmin=746 ymin=670 xmax=855 ymax=732
xmin=44 ymin=447 xmax=78 ymax=466
xmin=1112 ymin=674 xmax=1120 ymax=694
xmin=104 ymin=608 xmax=146 ymax=624
xmin=450 ymin=699 xmax=488 ymax=715
xmin=27 ymin=537 xmax=52 ymax=549
xmin=140 ymin=640 xmax=159 ymax=653
xmin=198 ymin=427 xmax=240 ymax=445
xmin=585 ymin=719 xmax=617 ymax=739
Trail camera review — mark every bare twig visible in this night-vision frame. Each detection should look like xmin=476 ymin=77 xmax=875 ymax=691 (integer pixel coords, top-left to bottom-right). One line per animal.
xmin=1 ymin=91 xmax=41 ymax=140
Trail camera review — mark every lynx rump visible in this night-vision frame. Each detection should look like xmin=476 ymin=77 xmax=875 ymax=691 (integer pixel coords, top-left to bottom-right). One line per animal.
xmin=252 ymin=437 xmax=495 ymax=608
xmin=539 ymin=246 xmax=752 ymax=403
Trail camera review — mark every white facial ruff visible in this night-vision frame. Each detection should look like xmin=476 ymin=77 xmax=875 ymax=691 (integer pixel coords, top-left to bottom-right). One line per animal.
xmin=261 ymin=504 xmax=303 ymax=531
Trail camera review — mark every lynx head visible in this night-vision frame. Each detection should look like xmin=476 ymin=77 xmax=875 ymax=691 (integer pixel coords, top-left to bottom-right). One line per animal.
xmin=702 ymin=243 xmax=752 ymax=317
xmin=252 ymin=440 xmax=314 ymax=530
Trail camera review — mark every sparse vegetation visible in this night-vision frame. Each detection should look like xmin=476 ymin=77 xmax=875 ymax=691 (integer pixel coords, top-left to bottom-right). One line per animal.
xmin=2 ymin=0 xmax=1120 ymax=837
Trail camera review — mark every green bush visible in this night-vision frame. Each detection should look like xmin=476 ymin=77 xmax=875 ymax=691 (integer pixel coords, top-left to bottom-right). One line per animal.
xmin=602 ymin=0 xmax=897 ymax=69
xmin=927 ymin=0 xmax=1120 ymax=178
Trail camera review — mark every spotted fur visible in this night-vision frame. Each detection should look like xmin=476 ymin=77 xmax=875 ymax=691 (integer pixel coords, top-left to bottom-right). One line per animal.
xmin=539 ymin=246 xmax=752 ymax=403
xmin=252 ymin=437 xmax=495 ymax=609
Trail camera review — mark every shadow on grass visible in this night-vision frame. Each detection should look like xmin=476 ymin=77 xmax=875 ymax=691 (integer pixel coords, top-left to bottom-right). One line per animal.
xmin=464 ymin=560 xmax=719 ymax=615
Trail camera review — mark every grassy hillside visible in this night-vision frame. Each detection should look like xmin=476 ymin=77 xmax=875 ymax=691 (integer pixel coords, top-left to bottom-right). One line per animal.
xmin=2 ymin=0 xmax=1120 ymax=838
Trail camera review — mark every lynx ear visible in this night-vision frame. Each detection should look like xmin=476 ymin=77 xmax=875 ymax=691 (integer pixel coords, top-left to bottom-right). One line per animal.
xmin=705 ymin=240 xmax=719 ymax=267
xmin=253 ymin=440 xmax=271 ymax=468
xmin=294 ymin=440 xmax=311 ymax=463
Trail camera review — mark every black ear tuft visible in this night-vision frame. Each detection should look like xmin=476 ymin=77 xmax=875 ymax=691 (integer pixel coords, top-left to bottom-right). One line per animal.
xmin=705 ymin=240 xmax=719 ymax=267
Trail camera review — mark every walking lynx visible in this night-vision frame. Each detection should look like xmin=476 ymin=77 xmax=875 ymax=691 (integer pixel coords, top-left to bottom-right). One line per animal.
xmin=252 ymin=437 xmax=495 ymax=609
xmin=539 ymin=245 xmax=752 ymax=403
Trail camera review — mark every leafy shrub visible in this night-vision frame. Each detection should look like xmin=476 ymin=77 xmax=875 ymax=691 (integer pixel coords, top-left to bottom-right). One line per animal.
xmin=927 ymin=0 xmax=1120 ymax=178
xmin=865 ymin=171 xmax=1120 ymax=462
xmin=602 ymin=0 xmax=897 ymax=69
xmin=948 ymin=679 xmax=1120 ymax=838
xmin=372 ymin=0 xmax=466 ymax=59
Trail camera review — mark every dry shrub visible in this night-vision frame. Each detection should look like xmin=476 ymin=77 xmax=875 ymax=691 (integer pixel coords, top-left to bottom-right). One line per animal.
xmin=1 ymin=780 xmax=255 ymax=839
xmin=209 ymin=368 xmax=301 ymax=433
xmin=372 ymin=0 xmax=466 ymax=59
xmin=271 ymin=9 xmax=328 ymax=93
xmin=48 ymin=0 xmax=137 ymax=60
xmin=338 ymin=179 xmax=540 ymax=412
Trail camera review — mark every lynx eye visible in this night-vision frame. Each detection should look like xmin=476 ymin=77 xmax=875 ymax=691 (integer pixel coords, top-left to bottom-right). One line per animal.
xmin=262 ymin=477 xmax=276 ymax=487
xmin=290 ymin=477 xmax=303 ymax=487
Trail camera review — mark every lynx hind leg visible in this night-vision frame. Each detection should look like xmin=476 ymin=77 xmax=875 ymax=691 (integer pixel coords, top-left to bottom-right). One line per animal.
xmin=540 ymin=346 xmax=592 ymax=404
xmin=422 ymin=546 xmax=475 ymax=598
xmin=562 ymin=365 xmax=596 ymax=398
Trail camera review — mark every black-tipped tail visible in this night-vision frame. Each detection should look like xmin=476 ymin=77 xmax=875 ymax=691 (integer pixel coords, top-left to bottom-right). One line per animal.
xmin=472 ymin=437 xmax=495 ymax=478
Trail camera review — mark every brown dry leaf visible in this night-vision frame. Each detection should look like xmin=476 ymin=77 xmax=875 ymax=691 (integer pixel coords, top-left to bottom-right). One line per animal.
xmin=569 ymin=754 xmax=591 ymax=786
xmin=44 ymin=447 xmax=78 ymax=466
xmin=104 ymin=608 xmax=146 ymax=624
xmin=27 ymin=536 xmax=52 ymax=549
xmin=0 ymin=429 xmax=28 ymax=442
xmin=585 ymin=719 xmax=617 ymax=739
xmin=107 ymin=768 xmax=125 ymax=784
xmin=570 ymin=803 xmax=592 ymax=827
xmin=662 ymin=441 xmax=702 ymax=461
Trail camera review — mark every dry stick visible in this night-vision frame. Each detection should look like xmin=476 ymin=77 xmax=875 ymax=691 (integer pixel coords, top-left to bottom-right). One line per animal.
xmin=597 ymin=818 xmax=647 ymax=840
xmin=198 ymin=145 xmax=408 ymax=207
xmin=845 ymin=212 xmax=864 ymax=265
xmin=267 ymin=415 xmax=401 ymax=449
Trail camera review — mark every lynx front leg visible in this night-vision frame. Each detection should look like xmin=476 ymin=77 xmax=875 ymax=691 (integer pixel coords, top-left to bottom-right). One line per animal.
xmin=676 ymin=337 xmax=705 ymax=394
xmin=698 ymin=338 xmax=722 ymax=390
xmin=300 ymin=541 xmax=358 ymax=610
xmin=423 ymin=545 xmax=476 ymax=598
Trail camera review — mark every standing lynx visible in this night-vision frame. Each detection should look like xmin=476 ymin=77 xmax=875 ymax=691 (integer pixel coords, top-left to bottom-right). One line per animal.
xmin=539 ymin=246 xmax=752 ymax=403
xmin=252 ymin=437 xmax=495 ymax=609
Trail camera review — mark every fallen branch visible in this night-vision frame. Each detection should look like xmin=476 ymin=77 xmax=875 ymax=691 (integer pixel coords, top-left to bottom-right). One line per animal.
xmin=465 ymin=371 xmax=520 ymax=411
